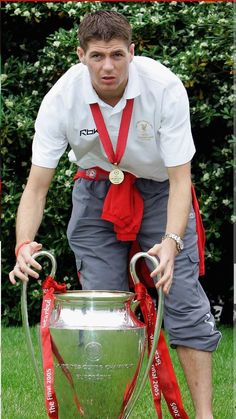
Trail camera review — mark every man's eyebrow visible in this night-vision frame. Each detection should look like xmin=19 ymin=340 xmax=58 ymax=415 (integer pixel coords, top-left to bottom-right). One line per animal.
xmin=112 ymin=49 xmax=126 ymax=54
xmin=89 ymin=50 xmax=102 ymax=55
xmin=89 ymin=48 xmax=126 ymax=55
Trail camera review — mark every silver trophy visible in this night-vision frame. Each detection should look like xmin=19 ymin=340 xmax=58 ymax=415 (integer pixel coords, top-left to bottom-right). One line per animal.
xmin=21 ymin=251 xmax=164 ymax=418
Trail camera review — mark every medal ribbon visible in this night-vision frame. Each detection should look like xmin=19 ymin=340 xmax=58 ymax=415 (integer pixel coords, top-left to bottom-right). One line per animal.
xmin=89 ymin=98 xmax=144 ymax=241
xmin=90 ymin=98 xmax=134 ymax=165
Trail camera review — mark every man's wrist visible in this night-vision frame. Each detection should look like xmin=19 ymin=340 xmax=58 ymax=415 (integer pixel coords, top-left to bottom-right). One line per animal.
xmin=162 ymin=233 xmax=184 ymax=253
xmin=15 ymin=240 xmax=31 ymax=258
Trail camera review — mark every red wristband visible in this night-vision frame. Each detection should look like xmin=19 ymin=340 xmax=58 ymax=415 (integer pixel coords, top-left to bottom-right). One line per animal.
xmin=15 ymin=240 xmax=31 ymax=258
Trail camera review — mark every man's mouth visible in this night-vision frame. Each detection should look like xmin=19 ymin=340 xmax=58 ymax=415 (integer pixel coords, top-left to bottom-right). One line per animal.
xmin=102 ymin=76 xmax=116 ymax=81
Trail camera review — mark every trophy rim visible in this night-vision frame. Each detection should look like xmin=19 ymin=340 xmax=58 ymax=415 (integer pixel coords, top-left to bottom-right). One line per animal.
xmin=55 ymin=290 xmax=135 ymax=302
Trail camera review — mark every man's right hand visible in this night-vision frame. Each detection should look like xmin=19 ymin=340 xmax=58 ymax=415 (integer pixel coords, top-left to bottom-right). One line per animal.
xmin=9 ymin=241 xmax=43 ymax=284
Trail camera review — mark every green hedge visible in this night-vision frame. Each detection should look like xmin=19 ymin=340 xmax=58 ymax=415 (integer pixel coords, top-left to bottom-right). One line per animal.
xmin=2 ymin=2 xmax=234 ymax=325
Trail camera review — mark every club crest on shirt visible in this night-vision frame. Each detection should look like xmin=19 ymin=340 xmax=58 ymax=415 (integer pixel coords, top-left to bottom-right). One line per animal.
xmin=136 ymin=120 xmax=154 ymax=140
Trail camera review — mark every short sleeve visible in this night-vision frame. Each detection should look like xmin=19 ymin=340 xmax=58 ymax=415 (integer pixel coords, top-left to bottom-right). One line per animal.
xmin=159 ymin=80 xmax=195 ymax=167
xmin=32 ymin=94 xmax=68 ymax=168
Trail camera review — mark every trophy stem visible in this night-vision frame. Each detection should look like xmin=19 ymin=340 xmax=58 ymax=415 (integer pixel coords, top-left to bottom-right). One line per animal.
xmin=123 ymin=252 xmax=164 ymax=418
xmin=21 ymin=281 xmax=43 ymax=391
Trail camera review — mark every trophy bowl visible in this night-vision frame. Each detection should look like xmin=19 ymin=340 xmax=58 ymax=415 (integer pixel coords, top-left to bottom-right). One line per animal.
xmin=21 ymin=251 xmax=163 ymax=419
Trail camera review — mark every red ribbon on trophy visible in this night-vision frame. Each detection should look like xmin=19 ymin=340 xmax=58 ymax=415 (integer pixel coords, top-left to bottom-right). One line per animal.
xmin=40 ymin=282 xmax=59 ymax=419
xmin=40 ymin=276 xmax=84 ymax=419
xmin=135 ymin=282 xmax=189 ymax=419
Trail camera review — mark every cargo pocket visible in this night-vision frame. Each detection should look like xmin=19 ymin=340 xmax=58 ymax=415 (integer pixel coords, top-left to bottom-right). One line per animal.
xmin=187 ymin=248 xmax=199 ymax=264
xmin=186 ymin=248 xmax=200 ymax=279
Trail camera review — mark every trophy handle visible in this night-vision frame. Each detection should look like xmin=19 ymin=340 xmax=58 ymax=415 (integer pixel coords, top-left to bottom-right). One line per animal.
xmin=124 ymin=252 xmax=164 ymax=419
xmin=21 ymin=250 xmax=57 ymax=391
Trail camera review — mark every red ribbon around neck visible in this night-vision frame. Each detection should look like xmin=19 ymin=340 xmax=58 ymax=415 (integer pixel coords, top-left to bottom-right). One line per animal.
xmin=90 ymin=99 xmax=145 ymax=241
xmin=90 ymin=99 xmax=134 ymax=165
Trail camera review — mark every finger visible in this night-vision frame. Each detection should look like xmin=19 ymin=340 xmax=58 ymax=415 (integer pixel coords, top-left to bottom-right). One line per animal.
xmin=163 ymin=279 xmax=172 ymax=295
xmin=9 ymin=271 xmax=17 ymax=285
xmin=156 ymin=277 xmax=172 ymax=295
xmin=26 ymin=256 xmax=42 ymax=271
xmin=155 ymin=263 xmax=173 ymax=287
xmin=156 ymin=276 xmax=172 ymax=292
xmin=17 ymin=253 xmax=42 ymax=273
xmin=18 ymin=262 xmax=40 ymax=279
xmin=156 ymin=270 xmax=172 ymax=286
xmin=19 ymin=252 xmax=42 ymax=271
xmin=150 ymin=258 xmax=168 ymax=278
xmin=153 ymin=258 xmax=173 ymax=280
xmin=152 ymin=273 xmax=173 ymax=295
xmin=147 ymin=243 xmax=161 ymax=255
xmin=30 ymin=241 xmax=43 ymax=253
xmin=16 ymin=258 xmax=40 ymax=279
xmin=150 ymin=265 xmax=162 ymax=278
xmin=9 ymin=266 xmax=29 ymax=283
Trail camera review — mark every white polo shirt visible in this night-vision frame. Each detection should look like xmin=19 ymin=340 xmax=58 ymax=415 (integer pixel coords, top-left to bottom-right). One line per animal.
xmin=32 ymin=56 xmax=195 ymax=181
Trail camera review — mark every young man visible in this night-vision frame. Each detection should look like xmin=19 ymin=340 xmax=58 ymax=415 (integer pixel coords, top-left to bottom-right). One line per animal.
xmin=9 ymin=10 xmax=221 ymax=418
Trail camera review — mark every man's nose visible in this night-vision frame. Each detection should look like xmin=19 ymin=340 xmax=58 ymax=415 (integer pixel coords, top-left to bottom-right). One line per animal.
xmin=103 ymin=58 xmax=114 ymax=71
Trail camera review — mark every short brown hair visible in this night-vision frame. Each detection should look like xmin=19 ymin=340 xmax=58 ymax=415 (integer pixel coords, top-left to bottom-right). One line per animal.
xmin=78 ymin=10 xmax=132 ymax=51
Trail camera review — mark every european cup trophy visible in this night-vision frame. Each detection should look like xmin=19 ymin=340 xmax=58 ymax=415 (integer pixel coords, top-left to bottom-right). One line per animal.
xmin=21 ymin=251 xmax=163 ymax=418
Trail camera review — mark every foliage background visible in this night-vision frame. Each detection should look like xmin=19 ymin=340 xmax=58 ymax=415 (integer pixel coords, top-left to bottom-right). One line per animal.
xmin=1 ymin=1 xmax=234 ymax=325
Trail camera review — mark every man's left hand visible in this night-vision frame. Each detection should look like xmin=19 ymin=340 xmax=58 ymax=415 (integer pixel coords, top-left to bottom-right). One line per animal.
xmin=148 ymin=239 xmax=178 ymax=295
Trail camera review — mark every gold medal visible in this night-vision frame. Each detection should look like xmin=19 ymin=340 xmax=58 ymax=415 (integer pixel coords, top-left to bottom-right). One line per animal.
xmin=109 ymin=168 xmax=125 ymax=184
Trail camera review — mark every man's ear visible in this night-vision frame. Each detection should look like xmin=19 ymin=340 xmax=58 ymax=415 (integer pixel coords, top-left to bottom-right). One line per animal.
xmin=77 ymin=47 xmax=86 ymax=64
xmin=129 ymin=43 xmax=135 ymax=62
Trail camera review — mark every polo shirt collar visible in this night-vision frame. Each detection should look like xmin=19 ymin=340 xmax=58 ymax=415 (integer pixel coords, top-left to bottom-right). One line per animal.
xmin=82 ymin=61 xmax=141 ymax=107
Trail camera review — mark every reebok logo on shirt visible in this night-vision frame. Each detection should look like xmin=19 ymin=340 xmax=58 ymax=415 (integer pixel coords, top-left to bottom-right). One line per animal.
xmin=80 ymin=128 xmax=98 ymax=136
